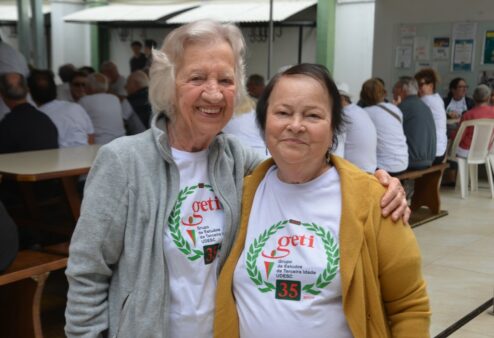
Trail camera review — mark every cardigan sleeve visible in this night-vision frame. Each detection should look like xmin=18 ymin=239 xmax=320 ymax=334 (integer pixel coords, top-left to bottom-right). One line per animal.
xmin=374 ymin=197 xmax=431 ymax=338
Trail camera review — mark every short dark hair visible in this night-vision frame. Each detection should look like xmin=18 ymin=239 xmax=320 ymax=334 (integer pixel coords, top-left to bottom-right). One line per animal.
xmin=78 ymin=66 xmax=95 ymax=75
xmin=247 ymin=74 xmax=265 ymax=86
xmin=415 ymin=68 xmax=439 ymax=91
xmin=27 ymin=69 xmax=57 ymax=105
xmin=131 ymin=41 xmax=142 ymax=48
xmin=144 ymin=39 xmax=157 ymax=49
xmin=256 ymin=63 xmax=343 ymax=151
xmin=70 ymin=71 xmax=88 ymax=83
xmin=449 ymin=77 xmax=466 ymax=91
xmin=58 ymin=63 xmax=76 ymax=83
xmin=0 ymin=73 xmax=28 ymax=100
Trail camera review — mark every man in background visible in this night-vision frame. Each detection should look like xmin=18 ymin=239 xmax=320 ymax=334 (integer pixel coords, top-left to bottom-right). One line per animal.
xmin=129 ymin=41 xmax=147 ymax=73
xmin=123 ymin=70 xmax=151 ymax=129
xmin=100 ymin=61 xmax=126 ymax=99
xmin=0 ymin=73 xmax=58 ymax=153
xmin=393 ymin=76 xmax=436 ymax=170
xmin=246 ymin=74 xmax=265 ymax=99
xmin=56 ymin=63 xmax=76 ymax=101
xmin=28 ymin=69 xmax=95 ymax=148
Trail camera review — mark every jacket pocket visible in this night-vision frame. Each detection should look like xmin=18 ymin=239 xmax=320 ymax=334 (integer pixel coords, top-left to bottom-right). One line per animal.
xmin=113 ymin=292 xmax=134 ymax=338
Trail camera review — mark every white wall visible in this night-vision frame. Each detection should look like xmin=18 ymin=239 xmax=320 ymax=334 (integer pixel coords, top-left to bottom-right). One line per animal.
xmin=50 ymin=1 xmax=91 ymax=82
xmin=373 ymin=0 xmax=494 ymax=95
xmin=108 ymin=25 xmax=317 ymax=81
xmin=333 ymin=0 xmax=375 ymax=99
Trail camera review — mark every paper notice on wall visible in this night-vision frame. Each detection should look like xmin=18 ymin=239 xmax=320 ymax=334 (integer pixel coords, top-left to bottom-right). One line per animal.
xmin=433 ymin=37 xmax=450 ymax=60
xmin=452 ymin=39 xmax=474 ymax=71
xmin=414 ymin=37 xmax=430 ymax=61
xmin=400 ymin=24 xmax=417 ymax=38
xmin=395 ymin=46 xmax=412 ymax=69
xmin=452 ymin=22 xmax=477 ymax=40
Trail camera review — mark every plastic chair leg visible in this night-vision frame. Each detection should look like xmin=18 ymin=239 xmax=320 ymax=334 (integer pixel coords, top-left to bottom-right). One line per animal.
xmin=486 ymin=159 xmax=494 ymax=199
xmin=469 ymin=164 xmax=478 ymax=192
xmin=458 ymin=159 xmax=468 ymax=199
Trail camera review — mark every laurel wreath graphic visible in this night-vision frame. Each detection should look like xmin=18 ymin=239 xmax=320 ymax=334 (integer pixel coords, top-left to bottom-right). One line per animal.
xmin=246 ymin=220 xmax=288 ymax=292
xmin=168 ymin=184 xmax=214 ymax=261
xmin=246 ymin=220 xmax=339 ymax=295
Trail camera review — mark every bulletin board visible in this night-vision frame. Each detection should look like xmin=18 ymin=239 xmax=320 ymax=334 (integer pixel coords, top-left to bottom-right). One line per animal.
xmin=391 ymin=21 xmax=494 ymax=97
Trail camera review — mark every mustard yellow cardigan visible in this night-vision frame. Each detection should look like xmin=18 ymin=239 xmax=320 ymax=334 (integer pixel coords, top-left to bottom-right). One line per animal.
xmin=214 ymin=156 xmax=430 ymax=338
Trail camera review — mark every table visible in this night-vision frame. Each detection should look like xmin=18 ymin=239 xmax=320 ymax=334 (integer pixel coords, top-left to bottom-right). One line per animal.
xmin=0 ymin=145 xmax=101 ymax=220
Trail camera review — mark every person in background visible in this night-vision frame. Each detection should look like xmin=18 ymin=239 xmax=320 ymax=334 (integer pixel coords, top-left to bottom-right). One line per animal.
xmin=362 ymin=78 xmax=408 ymax=174
xmin=444 ymin=77 xmax=474 ymax=119
xmin=338 ymin=82 xmax=377 ymax=173
xmin=129 ymin=41 xmax=148 ymax=73
xmin=123 ymin=70 xmax=152 ymax=128
xmin=57 ymin=63 xmax=76 ymax=101
xmin=415 ymin=68 xmax=448 ymax=164
xmin=100 ymin=61 xmax=127 ymax=99
xmin=0 ymin=201 xmax=18 ymax=273
xmin=394 ymin=76 xmax=436 ymax=170
xmin=452 ymin=84 xmax=494 ymax=157
xmin=0 ymin=35 xmax=30 ymax=121
xmin=0 ymin=73 xmax=58 ymax=153
xmin=78 ymin=66 xmax=95 ymax=75
xmin=28 ymin=69 xmax=95 ymax=147
xmin=78 ymin=73 xmax=125 ymax=144
xmin=144 ymin=39 xmax=158 ymax=72
xmin=68 ymin=71 xmax=88 ymax=103
xmin=65 ymin=20 xmax=409 ymax=338
xmin=246 ymin=74 xmax=265 ymax=99
xmin=214 ymin=63 xmax=430 ymax=338
xmin=223 ymin=94 xmax=269 ymax=158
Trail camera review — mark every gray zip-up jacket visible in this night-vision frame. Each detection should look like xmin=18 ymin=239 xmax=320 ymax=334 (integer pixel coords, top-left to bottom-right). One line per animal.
xmin=65 ymin=114 xmax=261 ymax=338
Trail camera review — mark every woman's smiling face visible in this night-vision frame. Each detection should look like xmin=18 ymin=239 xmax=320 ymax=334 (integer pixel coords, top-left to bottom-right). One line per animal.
xmin=265 ymin=74 xmax=333 ymax=168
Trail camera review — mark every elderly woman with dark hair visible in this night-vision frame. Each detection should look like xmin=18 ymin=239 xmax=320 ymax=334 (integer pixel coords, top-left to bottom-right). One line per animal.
xmin=65 ymin=21 xmax=409 ymax=338
xmin=444 ymin=77 xmax=474 ymax=119
xmin=214 ymin=64 xmax=430 ymax=338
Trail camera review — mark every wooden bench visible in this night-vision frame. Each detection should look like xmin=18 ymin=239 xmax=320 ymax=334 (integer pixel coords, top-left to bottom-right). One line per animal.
xmin=395 ymin=162 xmax=449 ymax=214
xmin=0 ymin=250 xmax=67 ymax=338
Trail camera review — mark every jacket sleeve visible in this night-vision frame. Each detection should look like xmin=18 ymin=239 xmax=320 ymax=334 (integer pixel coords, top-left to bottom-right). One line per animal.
xmin=375 ymin=193 xmax=431 ymax=337
xmin=65 ymin=144 xmax=129 ymax=338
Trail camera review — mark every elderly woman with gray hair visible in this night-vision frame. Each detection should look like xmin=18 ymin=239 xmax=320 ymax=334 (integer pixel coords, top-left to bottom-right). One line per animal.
xmin=65 ymin=20 xmax=409 ymax=338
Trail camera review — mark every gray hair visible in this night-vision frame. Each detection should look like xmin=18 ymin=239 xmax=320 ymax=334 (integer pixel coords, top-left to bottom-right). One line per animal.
xmin=128 ymin=70 xmax=149 ymax=89
xmin=149 ymin=20 xmax=246 ymax=118
xmin=473 ymin=84 xmax=491 ymax=104
xmin=0 ymin=73 xmax=28 ymax=100
xmin=86 ymin=73 xmax=109 ymax=93
xmin=396 ymin=76 xmax=418 ymax=96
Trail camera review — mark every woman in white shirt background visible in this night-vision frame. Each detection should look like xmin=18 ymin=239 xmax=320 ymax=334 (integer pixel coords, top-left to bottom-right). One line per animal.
xmin=415 ymin=68 xmax=448 ymax=164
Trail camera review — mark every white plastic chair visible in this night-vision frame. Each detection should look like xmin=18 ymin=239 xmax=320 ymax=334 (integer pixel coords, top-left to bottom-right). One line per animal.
xmin=449 ymin=118 xmax=494 ymax=199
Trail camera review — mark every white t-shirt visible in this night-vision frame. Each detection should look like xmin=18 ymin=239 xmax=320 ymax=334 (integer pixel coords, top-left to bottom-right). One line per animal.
xmin=233 ymin=165 xmax=352 ymax=338
xmin=57 ymin=83 xmax=74 ymax=102
xmin=446 ymin=97 xmax=467 ymax=115
xmin=223 ymin=110 xmax=269 ymax=158
xmin=164 ymin=148 xmax=225 ymax=338
xmin=421 ymin=93 xmax=448 ymax=156
xmin=342 ymin=103 xmax=377 ymax=173
xmin=39 ymin=100 xmax=94 ymax=148
xmin=78 ymin=93 xmax=125 ymax=144
xmin=365 ymin=103 xmax=408 ymax=173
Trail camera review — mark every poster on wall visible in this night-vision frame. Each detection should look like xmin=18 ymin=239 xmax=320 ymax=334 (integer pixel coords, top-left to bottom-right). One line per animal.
xmin=395 ymin=46 xmax=412 ymax=69
xmin=432 ymin=37 xmax=450 ymax=60
xmin=414 ymin=37 xmax=430 ymax=61
xmin=452 ymin=39 xmax=474 ymax=71
xmin=482 ymin=31 xmax=494 ymax=64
